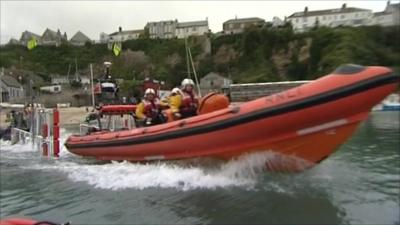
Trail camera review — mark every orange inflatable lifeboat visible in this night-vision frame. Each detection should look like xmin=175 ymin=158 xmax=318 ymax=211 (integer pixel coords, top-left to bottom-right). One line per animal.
xmin=65 ymin=64 xmax=399 ymax=170
xmin=0 ymin=218 xmax=66 ymax=225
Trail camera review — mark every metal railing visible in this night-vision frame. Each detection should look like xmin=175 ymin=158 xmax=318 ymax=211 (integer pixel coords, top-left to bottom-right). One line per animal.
xmin=10 ymin=106 xmax=60 ymax=157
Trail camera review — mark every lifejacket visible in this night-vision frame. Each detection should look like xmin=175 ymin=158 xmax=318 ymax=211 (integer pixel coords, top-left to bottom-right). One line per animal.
xmin=143 ymin=98 xmax=160 ymax=119
xmin=180 ymin=90 xmax=198 ymax=113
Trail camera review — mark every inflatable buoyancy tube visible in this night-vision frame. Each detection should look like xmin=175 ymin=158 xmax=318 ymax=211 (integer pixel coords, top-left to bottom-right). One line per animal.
xmin=197 ymin=92 xmax=230 ymax=115
xmin=0 ymin=218 xmax=66 ymax=225
xmin=163 ymin=92 xmax=230 ymax=122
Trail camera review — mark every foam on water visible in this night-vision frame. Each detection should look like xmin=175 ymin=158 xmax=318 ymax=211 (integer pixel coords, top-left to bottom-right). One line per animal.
xmin=3 ymin=129 xmax=314 ymax=191
xmin=25 ymin=152 xmax=278 ymax=191
xmin=0 ymin=139 xmax=37 ymax=153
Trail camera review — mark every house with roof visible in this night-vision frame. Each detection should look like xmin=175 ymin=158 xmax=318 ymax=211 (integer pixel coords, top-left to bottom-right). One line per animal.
xmin=99 ymin=32 xmax=111 ymax=43
xmin=70 ymin=31 xmax=92 ymax=46
xmin=19 ymin=30 xmax=42 ymax=46
xmin=8 ymin=38 xmax=20 ymax=45
xmin=271 ymin=16 xmax=285 ymax=27
xmin=286 ymin=4 xmax=373 ymax=32
xmin=222 ymin=17 xmax=265 ymax=34
xmin=108 ymin=27 xmax=144 ymax=42
xmin=146 ymin=20 xmax=178 ymax=39
xmin=373 ymin=1 xmax=400 ymax=26
xmin=0 ymin=72 xmax=25 ymax=103
xmin=41 ymin=28 xmax=67 ymax=46
xmin=51 ymin=75 xmax=69 ymax=85
xmin=200 ymin=72 xmax=232 ymax=95
xmin=175 ymin=20 xmax=209 ymax=38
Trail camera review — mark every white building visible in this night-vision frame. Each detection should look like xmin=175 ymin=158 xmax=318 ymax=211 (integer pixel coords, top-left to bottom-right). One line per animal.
xmin=372 ymin=1 xmax=400 ymax=26
xmin=40 ymin=85 xmax=61 ymax=93
xmin=99 ymin=32 xmax=110 ymax=43
xmin=146 ymin=20 xmax=178 ymax=39
xmin=271 ymin=16 xmax=284 ymax=27
xmin=51 ymin=75 xmax=69 ymax=85
xmin=176 ymin=20 xmax=209 ymax=38
xmin=287 ymin=4 xmax=373 ymax=32
xmin=80 ymin=76 xmax=91 ymax=85
xmin=108 ymin=27 xmax=144 ymax=42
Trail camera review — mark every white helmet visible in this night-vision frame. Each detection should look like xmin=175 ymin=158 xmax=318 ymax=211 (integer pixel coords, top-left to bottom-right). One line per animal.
xmin=171 ymin=88 xmax=181 ymax=94
xmin=181 ymin=78 xmax=195 ymax=87
xmin=144 ymin=88 xmax=155 ymax=96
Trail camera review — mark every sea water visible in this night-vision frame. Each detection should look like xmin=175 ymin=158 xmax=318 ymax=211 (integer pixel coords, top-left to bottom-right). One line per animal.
xmin=0 ymin=112 xmax=399 ymax=225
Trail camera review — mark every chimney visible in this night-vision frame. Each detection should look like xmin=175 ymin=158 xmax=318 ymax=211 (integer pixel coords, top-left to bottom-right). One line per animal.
xmin=304 ymin=6 xmax=308 ymax=13
xmin=119 ymin=26 xmax=122 ymax=32
xmin=387 ymin=0 xmax=390 ymax=6
xmin=342 ymin=3 xmax=346 ymax=9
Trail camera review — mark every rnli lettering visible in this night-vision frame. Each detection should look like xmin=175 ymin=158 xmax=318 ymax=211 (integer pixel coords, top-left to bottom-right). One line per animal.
xmin=265 ymin=88 xmax=302 ymax=103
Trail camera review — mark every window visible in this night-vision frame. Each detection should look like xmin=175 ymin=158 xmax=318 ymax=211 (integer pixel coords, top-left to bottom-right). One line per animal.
xmin=341 ymin=14 xmax=345 ymax=19
xmin=322 ymin=16 xmax=326 ymax=20
xmin=303 ymin=17 xmax=308 ymax=22
xmin=192 ymin=27 xmax=196 ymax=31
xmin=295 ymin=18 xmax=299 ymax=23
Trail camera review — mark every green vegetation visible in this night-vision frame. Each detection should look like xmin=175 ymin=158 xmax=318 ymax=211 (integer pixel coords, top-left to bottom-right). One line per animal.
xmin=1 ymin=25 xmax=399 ymax=92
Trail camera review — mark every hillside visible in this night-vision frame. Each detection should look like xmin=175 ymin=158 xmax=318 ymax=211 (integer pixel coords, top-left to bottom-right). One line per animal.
xmin=1 ymin=25 xmax=399 ymax=94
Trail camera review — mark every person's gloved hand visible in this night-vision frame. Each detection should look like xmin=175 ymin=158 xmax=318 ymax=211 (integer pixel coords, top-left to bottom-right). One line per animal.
xmin=145 ymin=118 xmax=152 ymax=125
xmin=173 ymin=112 xmax=181 ymax=119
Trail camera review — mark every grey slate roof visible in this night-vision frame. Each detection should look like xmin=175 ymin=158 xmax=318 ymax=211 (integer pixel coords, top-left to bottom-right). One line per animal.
xmin=1 ymin=75 xmax=22 ymax=88
xmin=201 ymin=72 xmax=230 ymax=81
xmin=70 ymin=31 xmax=91 ymax=42
xmin=109 ymin=29 xmax=144 ymax=36
xmin=389 ymin=3 xmax=400 ymax=9
xmin=223 ymin=17 xmax=265 ymax=24
xmin=43 ymin=28 xmax=59 ymax=38
xmin=288 ymin=7 xmax=370 ymax=18
xmin=177 ymin=20 xmax=208 ymax=28
xmin=374 ymin=11 xmax=391 ymax=16
xmin=20 ymin=31 xmax=41 ymax=41
xmin=8 ymin=38 xmax=20 ymax=44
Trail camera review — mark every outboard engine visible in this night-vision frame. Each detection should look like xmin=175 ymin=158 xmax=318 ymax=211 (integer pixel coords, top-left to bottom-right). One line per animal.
xmin=95 ymin=62 xmax=120 ymax=105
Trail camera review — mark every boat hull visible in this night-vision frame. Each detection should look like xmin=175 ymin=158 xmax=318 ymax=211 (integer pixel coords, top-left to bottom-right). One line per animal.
xmin=65 ymin=65 xmax=399 ymax=169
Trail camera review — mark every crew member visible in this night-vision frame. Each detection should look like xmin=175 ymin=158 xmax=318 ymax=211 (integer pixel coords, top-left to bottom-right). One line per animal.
xmin=167 ymin=87 xmax=183 ymax=120
xmin=135 ymin=88 xmax=166 ymax=126
xmin=179 ymin=78 xmax=199 ymax=118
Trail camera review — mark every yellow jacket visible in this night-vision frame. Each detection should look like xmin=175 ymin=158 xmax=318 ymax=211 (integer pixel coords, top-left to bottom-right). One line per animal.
xmin=135 ymin=99 xmax=161 ymax=120
xmin=135 ymin=102 xmax=147 ymax=119
xmin=168 ymin=94 xmax=182 ymax=113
